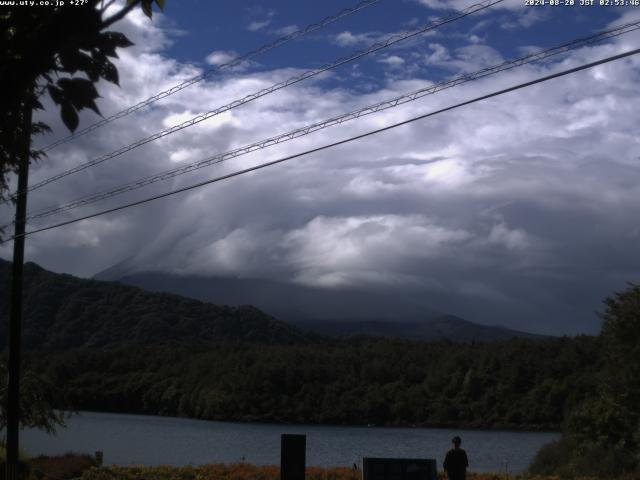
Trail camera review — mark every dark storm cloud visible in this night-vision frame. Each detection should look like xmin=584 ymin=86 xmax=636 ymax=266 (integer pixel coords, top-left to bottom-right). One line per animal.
xmin=2 ymin=9 xmax=639 ymax=335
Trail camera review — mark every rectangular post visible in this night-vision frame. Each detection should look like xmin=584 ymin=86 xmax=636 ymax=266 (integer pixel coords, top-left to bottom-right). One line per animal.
xmin=281 ymin=434 xmax=306 ymax=480
xmin=5 ymin=96 xmax=32 ymax=480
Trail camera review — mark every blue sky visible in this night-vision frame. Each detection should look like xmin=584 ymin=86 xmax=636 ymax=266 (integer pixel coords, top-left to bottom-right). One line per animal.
xmin=2 ymin=0 xmax=640 ymax=335
xmin=160 ymin=1 xmax=624 ymax=85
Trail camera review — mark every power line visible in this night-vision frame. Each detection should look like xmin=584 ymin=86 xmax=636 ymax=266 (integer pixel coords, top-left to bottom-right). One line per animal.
xmin=27 ymin=0 xmax=503 ymax=193
xmin=4 ymin=47 xmax=637 ymax=244
xmin=15 ymin=0 xmax=503 ymax=199
xmin=20 ymin=18 xmax=640 ymax=224
xmin=39 ymin=0 xmax=384 ymax=153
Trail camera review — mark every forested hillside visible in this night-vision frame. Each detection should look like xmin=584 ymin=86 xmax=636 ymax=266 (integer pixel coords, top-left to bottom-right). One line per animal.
xmin=0 ymin=260 xmax=311 ymax=349
xmin=292 ymin=316 xmax=545 ymax=342
xmin=0 ymin=259 xmax=601 ymax=431
xmin=0 ymin=259 xmax=543 ymax=346
xmin=23 ymin=336 xmax=599 ymax=430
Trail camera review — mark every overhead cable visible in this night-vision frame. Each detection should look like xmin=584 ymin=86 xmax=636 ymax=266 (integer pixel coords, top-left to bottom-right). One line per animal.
xmin=4 ymin=47 xmax=637 ymax=243
xmin=21 ymin=18 xmax=640 ymax=223
xmin=17 ymin=0 xmax=503 ymax=199
xmin=39 ymin=0 xmax=384 ymax=153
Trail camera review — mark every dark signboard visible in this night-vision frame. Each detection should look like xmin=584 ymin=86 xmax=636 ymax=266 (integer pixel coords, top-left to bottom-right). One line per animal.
xmin=281 ymin=434 xmax=306 ymax=480
xmin=362 ymin=457 xmax=437 ymax=480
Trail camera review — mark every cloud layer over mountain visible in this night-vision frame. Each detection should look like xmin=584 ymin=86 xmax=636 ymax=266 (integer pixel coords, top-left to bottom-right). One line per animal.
xmin=2 ymin=5 xmax=639 ymax=335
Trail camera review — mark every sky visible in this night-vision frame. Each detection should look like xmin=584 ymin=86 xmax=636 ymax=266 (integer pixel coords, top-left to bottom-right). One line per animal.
xmin=1 ymin=0 xmax=640 ymax=335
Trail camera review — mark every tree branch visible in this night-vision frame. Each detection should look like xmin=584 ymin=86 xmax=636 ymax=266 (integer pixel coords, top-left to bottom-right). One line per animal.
xmin=101 ymin=0 xmax=141 ymax=29
xmin=100 ymin=0 xmax=118 ymax=14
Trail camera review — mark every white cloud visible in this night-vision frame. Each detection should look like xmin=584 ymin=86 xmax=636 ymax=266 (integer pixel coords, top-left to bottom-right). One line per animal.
xmin=169 ymin=147 xmax=204 ymax=164
xmin=246 ymin=8 xmax=275 ymax=32
xmin=283 ymin=215 xmax=471 ymax=287
xmin=487 ymin=223 xmax=532 ymax=251
xmin=275 ymin=24 xmax=299 ymax=36
xmin=424 ymin=43 xmax=450 ymax=64
xmin=248 ymin=19 xmax=271 ymax=32
xmin=205 ymin=50 xmax=238 ymax=66
xmin=416 ymin=0 xmax=521 ymax=10
xmin=333 ymin=30 xmax=381 ymax=47
xmin=332 ymin=26 xmax=436 ymax=51
xmin=378 ymin=55 xmax=405 ymax=68
xmin=4 ymin=8 xmax=640 ymax=334
xmin=501 ymin=9 xmax=550 ymax=30
xmin=425 ymin=44 xmax=504 ymax=72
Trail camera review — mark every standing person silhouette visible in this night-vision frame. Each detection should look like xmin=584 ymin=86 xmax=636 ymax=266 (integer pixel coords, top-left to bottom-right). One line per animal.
xmin=443 ymin=436 xmax=469 ymax=480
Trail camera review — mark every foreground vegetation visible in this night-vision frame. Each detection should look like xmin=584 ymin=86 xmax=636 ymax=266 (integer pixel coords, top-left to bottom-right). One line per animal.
xmin=74 ymin=464 xmax=609 ymax=480
xmin=527 ymin=284 xmax=640 ymax=478
xmin=2 ymin=457 xmax=627 ymax=480
xmin=0 ymin=261 xmax=638 ymax=477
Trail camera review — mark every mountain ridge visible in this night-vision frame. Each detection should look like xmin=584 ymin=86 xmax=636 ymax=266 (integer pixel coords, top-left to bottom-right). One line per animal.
xmin=0 ymin=259 xmax=548 ymax=347
xmin=292 ymin=315 xmax=546 ymax=342
xmin=94 ymin=263 xmax=547 ymax=341
xmin=0 ymin=259 xmax=311 ymax=350
xmin=0 ymin=259 xmax=590 ymax=432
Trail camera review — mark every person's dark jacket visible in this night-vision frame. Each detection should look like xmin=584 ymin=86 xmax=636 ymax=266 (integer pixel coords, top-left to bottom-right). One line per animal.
xmin=443 ymin=448 xmax=468 ymax=480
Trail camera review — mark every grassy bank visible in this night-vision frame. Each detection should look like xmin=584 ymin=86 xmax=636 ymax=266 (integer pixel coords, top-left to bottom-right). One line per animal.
xmin=7 ymin=455 xmax=633 ymax=480
xmin=72 ymin=464 xmax=609 ymax=480
xmin=30 ymin=461 xmax=611 ymax=480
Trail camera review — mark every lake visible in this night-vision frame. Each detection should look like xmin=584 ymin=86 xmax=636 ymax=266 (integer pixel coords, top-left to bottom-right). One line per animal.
xmin=22 ymin=412 xmax=558 ymax=474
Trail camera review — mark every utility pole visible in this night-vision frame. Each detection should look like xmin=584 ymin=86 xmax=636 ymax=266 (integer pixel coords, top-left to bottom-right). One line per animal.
xmin=6 ymin=94 xmax=33 ymax=480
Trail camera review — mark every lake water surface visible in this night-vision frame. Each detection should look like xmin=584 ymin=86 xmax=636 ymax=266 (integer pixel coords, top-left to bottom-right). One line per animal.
xmin=22 ymin=412 xmax=558 ymax=474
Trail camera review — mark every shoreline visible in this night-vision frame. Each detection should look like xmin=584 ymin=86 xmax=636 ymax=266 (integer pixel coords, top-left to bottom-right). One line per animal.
xmin=66 ymin=410 xmax=562 ymax=434
xmin=24 ymin=411 xmax=559 ymax=474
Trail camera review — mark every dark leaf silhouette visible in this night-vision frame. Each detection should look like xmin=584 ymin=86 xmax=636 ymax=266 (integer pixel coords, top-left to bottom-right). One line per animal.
xmin=58 ymin=78 xmax=101 ymax=115
xmin=101 ymin=61 xmax=119 ymax=86
xmin=0 ymin=0 xmax=165 ymax=201
xmin=60 ymin=103 xmax=79 ymax=132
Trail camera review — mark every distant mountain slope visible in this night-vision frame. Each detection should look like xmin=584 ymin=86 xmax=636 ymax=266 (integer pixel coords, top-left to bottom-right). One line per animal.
xmin=95 ymin=267 xmax=546 ymax=342
xmin=94 ymin=269 xmax=442 ymax=323
xmin=0 ymin=259 xmax=310 ymax=350
xmin=292 ymin=316 xmax=547 ymax=342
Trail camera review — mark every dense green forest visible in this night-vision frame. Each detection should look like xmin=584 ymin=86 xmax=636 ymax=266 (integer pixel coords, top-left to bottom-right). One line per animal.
xmin=2 ymin=259 xmax=638 ymax=476
xmin=528 ymin=284 xmax=640 ymax=477
xmin=0 ymin=259 xmax=602 ymax=430
xmin=22 ymin=336 xmax=599 ymax=430
xmin=0 ymin=260 xmax=311 ymax=348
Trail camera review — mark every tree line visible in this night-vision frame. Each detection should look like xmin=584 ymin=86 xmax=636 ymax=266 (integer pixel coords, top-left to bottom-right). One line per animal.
xmin=1 ymin=259 xmax=638 ymax=476
xmin=21 ymin=335 xmax=599 ymax=431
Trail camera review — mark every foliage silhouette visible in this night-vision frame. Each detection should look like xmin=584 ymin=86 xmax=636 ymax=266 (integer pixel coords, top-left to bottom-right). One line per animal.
xmin=529 ymin=283 xmax=640 ymax=477
xmin=0 ymin=0 xmax=164 ymax=200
